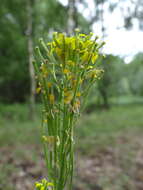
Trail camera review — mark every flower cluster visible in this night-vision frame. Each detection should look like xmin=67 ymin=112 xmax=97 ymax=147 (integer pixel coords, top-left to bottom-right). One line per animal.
xmin=34 ymin=30 xmax=105 ymax=190
xmin=35 ymin=31 xmax=104 ymax=113
xmin=35 ymin=179 xmax=54 ymax=190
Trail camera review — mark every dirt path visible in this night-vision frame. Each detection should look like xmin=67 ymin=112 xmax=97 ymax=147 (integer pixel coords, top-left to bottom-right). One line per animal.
xmin=1 ymin=133 xmax=143 ymax=190
xmin=76 ymin=133 xmax=143 ymax=190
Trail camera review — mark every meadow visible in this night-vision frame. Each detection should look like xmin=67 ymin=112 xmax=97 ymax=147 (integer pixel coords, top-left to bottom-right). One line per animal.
xmin=1 ymin=102 xmax=143 ymax=190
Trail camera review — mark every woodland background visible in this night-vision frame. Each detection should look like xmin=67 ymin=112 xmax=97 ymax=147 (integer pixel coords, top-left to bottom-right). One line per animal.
xmin=1 ymin=0 xmax=143 ymax=190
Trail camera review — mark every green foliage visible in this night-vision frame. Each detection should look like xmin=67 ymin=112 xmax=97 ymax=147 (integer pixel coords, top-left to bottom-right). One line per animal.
xmin=35 ymin=0 xmax=68 ymax=37
xmin=127 ymin=52 xmax=143 ymax=95
xmin=0 ymin=0 xmax=29 ymax=102
xmin=0 ymin=102 xmax=143 ymax=150
xmin=96 ymin=54 xmax=126 ymax=107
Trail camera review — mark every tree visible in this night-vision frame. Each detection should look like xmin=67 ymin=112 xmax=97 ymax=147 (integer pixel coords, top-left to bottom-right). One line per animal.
xmin=97 ymin=55 xmax=125 ymax=108
xmin=26 ymin=0 xmax=36 ymax=120
xmin=0 ymin=0 xmax=29 ymax=103
xmin=67 ymin=0 xmax=78 ymax=34
xmin=127 ymin=52 xmax=143 ymax=95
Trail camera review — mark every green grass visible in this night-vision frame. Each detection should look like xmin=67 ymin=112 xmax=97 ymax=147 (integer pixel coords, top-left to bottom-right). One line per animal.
xmin=76 ymin=104 xmax=143 ymax=154
xmin=0 ymin=103 xmax=143 ymax=189
xmin=0 ymin=103 xmax=41 ymax=146
xmin=0 ymin=103 xmax=143 ymax=150
xmin=111 ymin=95 xmax=143 ymax=105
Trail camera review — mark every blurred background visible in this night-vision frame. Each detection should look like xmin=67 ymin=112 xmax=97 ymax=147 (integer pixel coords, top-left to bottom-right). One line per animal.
xmin=0 ymin=0 xmax=143 ymax=189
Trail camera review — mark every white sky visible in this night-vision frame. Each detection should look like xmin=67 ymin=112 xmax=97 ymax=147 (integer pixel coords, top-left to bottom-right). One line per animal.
xmin=59 ymin=0 xmax=143 ymax=63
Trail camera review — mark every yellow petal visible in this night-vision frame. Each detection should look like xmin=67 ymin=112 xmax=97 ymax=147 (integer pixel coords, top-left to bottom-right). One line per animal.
xmin=92 ymin=54 xmax=98 ymax=64
xmin=82 ymin=51 xmax=89 ymax=62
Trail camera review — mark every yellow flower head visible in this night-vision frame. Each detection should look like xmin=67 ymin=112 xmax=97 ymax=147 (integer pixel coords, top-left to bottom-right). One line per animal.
xmin=44 ymin=119 xmax=48 ymax=123
xmin=47 ymin=82 xmax=52 ymax=88
xmin=64 ymin=90 xmax=73 ymax=104
xmin=35 ymin=182 xmax=42 ymax=188
xmin=49 ymin=94 xmax=55 ymax=104
xmin=36 ymin=87 xmax=41 ymax=94
xmin=76 ymin=92 xmax=81 ymax=97
xmin=88 ymin=69 xmax=104 ymax=79
xmin=92 ymin=53 xmax=98 ymax=64
xmin=47 ymin=182 xmax=54 ymax=187
xmin=35 ymin=179 xmax=54 ymax=190
xmin=63 ymin=69 xmax=70 ymax=74
xmin=81 ymin=51 xmax=90 ymax=62
xmin=67 ymin=60 xmax=75 ymax=67
xmin=48 ymin=32 xmax=104 ymax=67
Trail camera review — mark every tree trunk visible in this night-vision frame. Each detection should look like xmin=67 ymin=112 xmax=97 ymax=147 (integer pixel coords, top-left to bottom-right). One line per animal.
xmin=100 ymin=0 xmax=109 ymax=109
xmin=67 ymin=0 xmax=78 ymax=35
xmin=27 ymin=0 xmax=36 ymax=120
xmin=101 ymin=89 xmax=110 ymax=109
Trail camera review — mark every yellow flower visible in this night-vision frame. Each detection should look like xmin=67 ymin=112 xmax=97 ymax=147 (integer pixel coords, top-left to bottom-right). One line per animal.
xmin=47 ymin=182 xmax=54 ymax=187
xmin=44 ymin=119 xmax=48 ymax=123
xmin=79 ymin=33 xmax=86 ymax=37
xmin=67 ymin=74 xmax=72 ymax=80
xmin=47 ymin=82 xmax=52 ymax=88
xmin=55 ymin=47 xmax=63 ymax=59
xmin=35 ymin=179 xmax=54 ymax=190
xmin=76 ymin=92 xmax=81 ymax=97
xmin=36 ymin=87 xmax=41 ymax=94
xmin=47 ymin=42 xmax=52 ymax=46
xmin=91 ymin=53 xmax=98 ymax=64
xmin=67 ymin=37 xmax=76 ymax=50
xmin=35 ymin=182 xmax=42 ymax=188
xmin=63 ymin=69 xmax=70 ymax=74
xmin=82 ymin=51 xmax=90 ymax=62
xmin=88 ymin=69 xmax=104 ymax=79
xmin=42 ymin=178 xmax=48 ymax=184
xmin=47 ymin=136 xmax=55 ymax=144
xmin=71 ymin=79 xmax=77 ymax=87
xmin=49 ymin=94 xmax=55 ymax=104
xmin=67 ymin=60 xmax=75 ymax=67
xmin=42 ymin=136 xmax=55 ymax=144
xmin=87 ymin=66 xmax=93 ymax=69
xmin=64 ymin=91 xmax=73 ymax=104
xmin=79 ymin=79 xmax=83 ymax=84
xmin=64 ymin=97 xmax=71 ymax=104
xmin=82 ymin=40 xmax=93 ymax=49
